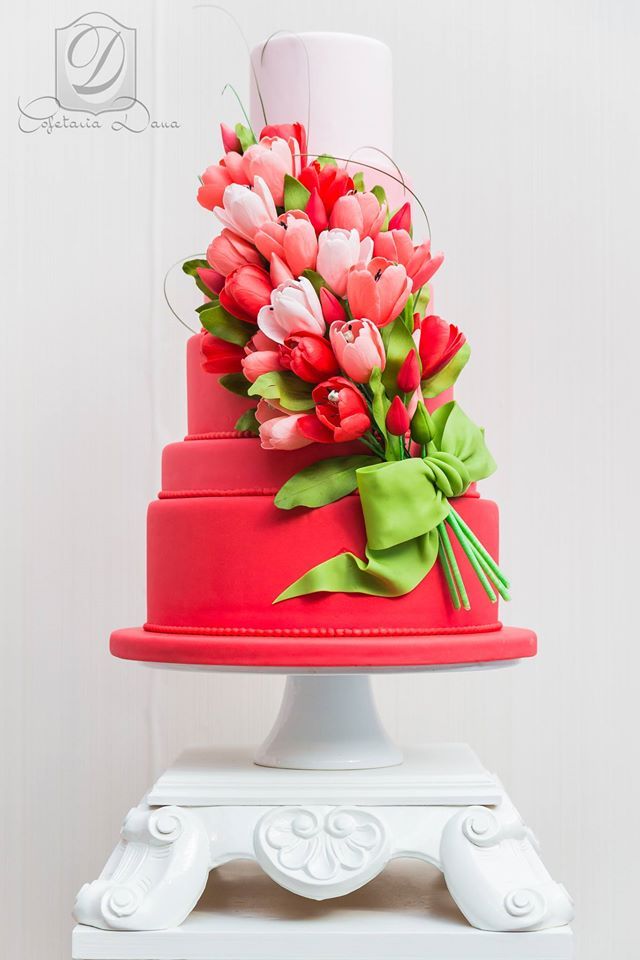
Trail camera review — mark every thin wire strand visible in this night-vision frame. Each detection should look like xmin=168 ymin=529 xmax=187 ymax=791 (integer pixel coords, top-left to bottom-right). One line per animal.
xmin=163 ymin=256 xmax=203 ymax=335
xmin=192 ymin=3 xmax=267 ymax=124
xmin=296 ymin=153 xmax=432 ymax=242
xmin=260 ymin=31 xmax=311 ymax=147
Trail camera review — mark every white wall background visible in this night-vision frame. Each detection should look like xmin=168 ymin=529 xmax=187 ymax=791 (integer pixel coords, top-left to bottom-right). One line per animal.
xmin=2 ymin=0 xmax=638 ymax=956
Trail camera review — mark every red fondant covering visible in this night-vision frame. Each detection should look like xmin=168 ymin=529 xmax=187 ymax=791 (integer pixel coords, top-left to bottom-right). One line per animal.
xmin=112 ymin=335 xmax=537 ymax=668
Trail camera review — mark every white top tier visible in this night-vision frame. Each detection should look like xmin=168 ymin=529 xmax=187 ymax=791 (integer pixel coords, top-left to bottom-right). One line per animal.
xmin=249 ymin=32 xmax=393 ymax=163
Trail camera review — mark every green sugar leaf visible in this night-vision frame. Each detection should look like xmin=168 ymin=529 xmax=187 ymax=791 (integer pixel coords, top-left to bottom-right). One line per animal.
xmin=352 ymin=171 xmax=366 ymax=192
xmin=316 ymin=154 xmax=338 ymax=168
xmin=219 ymin=373 xmax=251 ymax=397
xmin=422 ymin=342 xmax=471 ymax=398
xmin=198 ymin=302 xmax=255 ymax=346
xmin=275 ymin=455 xmax=380 ymax=510
xmin=234 ymin=407 xmax=260 ymax=434
xmin=235 ymin=122 xmax=257 ymax=153
xmin=284 ymin=174 xmax=311 ymax=212
xmin=248 ymin=370 xmax=314 ymax=411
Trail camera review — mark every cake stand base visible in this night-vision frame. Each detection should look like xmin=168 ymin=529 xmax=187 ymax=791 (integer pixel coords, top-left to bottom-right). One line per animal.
xmin=255 ymin=674 xmax=403 ymax=769
xmin=72 ymin=859 xmax=574 ymax=960
xmin=73 ymin=743 xmax=574 ymax=938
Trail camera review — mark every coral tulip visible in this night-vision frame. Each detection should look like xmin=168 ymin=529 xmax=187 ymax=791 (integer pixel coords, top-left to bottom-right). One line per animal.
xmin=329 ymin=319 xmax=386 ymax=383
xmin=330 ymin=192 xmax=386 ymax=239
xmin=346 ymin=257 xmax=412 ymax=328
xmin=260 ymin=122 xmax=307 ymax=159
xmin=374 ymin=230 xmax=444 ymax=292
xmin=255 ymin=212 xmax=318 ymax=277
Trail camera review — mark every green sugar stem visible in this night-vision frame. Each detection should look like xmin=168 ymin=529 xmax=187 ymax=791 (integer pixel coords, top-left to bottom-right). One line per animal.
xmin=475 ymin=550 xmax=512 ymax=602
xmin=437 ymin=536 xmax=461 ymax=610
xmin=438 ymin=521 xmax=470 ymax=610
xmin=448 ymin=506 xmax=510 ymax=589
xmin=447 ymin=513 xmax=497 ymax=603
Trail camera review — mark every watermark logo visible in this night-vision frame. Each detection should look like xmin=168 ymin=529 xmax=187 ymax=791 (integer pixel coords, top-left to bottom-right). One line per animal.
xmin=18 ymin=10 xmax=179 ymax=134
xmin=55 ymin=12 xmax=136 ymax=114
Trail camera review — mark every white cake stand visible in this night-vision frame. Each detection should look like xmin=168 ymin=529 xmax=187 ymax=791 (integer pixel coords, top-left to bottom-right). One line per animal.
xmin=73 ymin=644 xmax=574 ymax=940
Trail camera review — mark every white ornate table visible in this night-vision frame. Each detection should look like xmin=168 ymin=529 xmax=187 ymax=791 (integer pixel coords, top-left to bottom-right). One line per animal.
xmin=72 ymin=668 xmax=574 ymax=954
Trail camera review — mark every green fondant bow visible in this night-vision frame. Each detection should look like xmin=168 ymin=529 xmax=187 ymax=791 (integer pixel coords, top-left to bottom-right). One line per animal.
xmin=275 ymin=402 xmax=497 ymax=602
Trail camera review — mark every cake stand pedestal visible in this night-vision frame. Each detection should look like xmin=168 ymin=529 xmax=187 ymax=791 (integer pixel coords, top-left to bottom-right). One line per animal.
xmin=73 ymin=662 xmax=574 ymax=949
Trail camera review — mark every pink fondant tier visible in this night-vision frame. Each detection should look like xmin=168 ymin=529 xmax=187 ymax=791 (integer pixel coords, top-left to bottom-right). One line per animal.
xmin=110 ymin=336 xmax=537 ymax=668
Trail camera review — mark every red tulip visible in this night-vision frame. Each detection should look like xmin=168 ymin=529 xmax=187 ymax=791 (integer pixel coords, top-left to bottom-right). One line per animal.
xmin=200 ymin=332 xmax=245 ymax=374
xmin=305 ymin=188 xmax=329 ymax=233
xmin=299 ymin=161 xmax=354 ymax=219
xmin=385 ymin=395 xmax=410 ymax=436
xmin=299 ymin=377 xmax=370 ymax=443
xmin=388 ymin=202 xmax=412 ymax=233
xmin=280 ymin=332 xmax=339 ymax=383
xmin=418 ymin=315 xmax=467 ymax=380
xmin=219 ymin=264 xmax=273 ymax=323
xmin=320 ymin=287 xmax=347 ymax=325
xmin=397 ymin=349 xmax=421 ymax=393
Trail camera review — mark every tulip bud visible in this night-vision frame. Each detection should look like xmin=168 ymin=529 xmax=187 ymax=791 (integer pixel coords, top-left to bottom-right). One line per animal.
xmin=386 ymin=395 xmax=410 ymax=437
xmin=397 ymin=350 xmax=421 ymax=392
xmin=306 ymin=187 xmax=329 ymax=233
xmin=220 ymin=122 xmax=241 ymax=154
xmin=410 ymin=401 xmax=434 ymax=445
xmin=320 ymin=287 xmax=347 ymax=324
xmin=388 ymin=202 xmax=412 ymax=233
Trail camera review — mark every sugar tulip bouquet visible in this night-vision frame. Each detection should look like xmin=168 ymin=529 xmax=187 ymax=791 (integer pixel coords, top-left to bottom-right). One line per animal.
xmin=184 ymin=120 xmax=510 ymax=610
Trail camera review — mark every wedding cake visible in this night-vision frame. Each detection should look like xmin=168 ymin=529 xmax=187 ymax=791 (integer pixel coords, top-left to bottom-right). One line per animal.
xmin=111 ymin=33 xmax=536 ymax=668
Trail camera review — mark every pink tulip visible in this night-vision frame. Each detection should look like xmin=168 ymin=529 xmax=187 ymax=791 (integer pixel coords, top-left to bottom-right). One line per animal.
xmin=243 ymin=136 xmax=297 ymax=206
xmin=214 ymin=177 xmax=278 ymax=243
xmin=256 ymin=402 xmax=313 ymax=450
xmin=346 ymin=257 xmax=412 ymax=328
xmin=329 ymin=319 xmax=386 ymax=383
xmin=316 ymin=229 xmax=374 ymax=297
xmin=255 ymin=212 xmax=318 ymax=277
xmin=241 ymin=332 xmax=284 ymax=382
xmin=374 ymin=230 xmax=444 ymax=292
xmin=257 ymin=276 xmax=325 ymax=344
xmin=207 ymin=229 xmax=262 ymax=276
xmin=329 ymin=192 xmax=386 ymax=239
